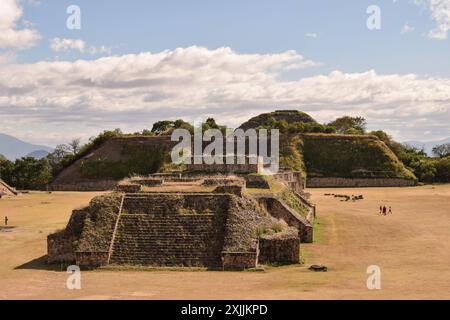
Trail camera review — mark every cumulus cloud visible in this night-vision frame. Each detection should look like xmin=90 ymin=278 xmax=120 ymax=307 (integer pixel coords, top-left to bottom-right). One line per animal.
xmin=415 ymin=0 xmax=450 ymax=40
xmin=0 ymin=46 xmax=448 ymax=144
xmin=0 ymin=0 xmax=40 ymax=49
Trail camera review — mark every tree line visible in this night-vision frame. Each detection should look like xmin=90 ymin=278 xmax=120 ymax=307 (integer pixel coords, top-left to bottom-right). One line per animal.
xmin=1 ymin=116 xmax=449 ymax=189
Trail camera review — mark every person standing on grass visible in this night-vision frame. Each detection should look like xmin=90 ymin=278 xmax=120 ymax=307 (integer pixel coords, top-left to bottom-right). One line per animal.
xmin=382 ymin=206 xmax=387 ymax=216
xmin=388 ymin=207 xmax=392 ymax=215
xmin=379 ymin=206 xmax=383 ymax=215
xmin=4 ymin=216 xmax=8 ymax=226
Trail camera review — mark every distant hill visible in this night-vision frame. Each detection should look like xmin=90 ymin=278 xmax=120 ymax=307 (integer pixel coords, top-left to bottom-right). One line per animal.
xmin=239 ymin=110 xmax=317 ymax=130
xmin=0 ymin=133 xmax=53 ymax=160
xmin=25 ymin=150 xmax=51 ymax=159
xmin=404 ymin=138 xmax=450 ymax=156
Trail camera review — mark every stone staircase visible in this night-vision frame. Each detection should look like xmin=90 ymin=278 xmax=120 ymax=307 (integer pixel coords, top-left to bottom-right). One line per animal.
xmin=109 ymin=194 xmax=227 ymax=267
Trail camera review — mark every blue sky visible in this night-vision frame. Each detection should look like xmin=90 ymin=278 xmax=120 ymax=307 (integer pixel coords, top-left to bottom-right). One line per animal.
xmin=0 ymin=0 xmax=449 ymax=145
xmin=20 ymin=0 xmax=449 ymax=75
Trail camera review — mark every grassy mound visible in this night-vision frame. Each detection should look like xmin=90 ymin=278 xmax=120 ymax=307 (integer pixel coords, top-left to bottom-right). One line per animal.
xmin=302 ymin=134 xmax=416 ymax=179
xmin=52 ymin=136 xmax=173 ymax=185
xmin=239 ymin=110 xmax=316 ymax=130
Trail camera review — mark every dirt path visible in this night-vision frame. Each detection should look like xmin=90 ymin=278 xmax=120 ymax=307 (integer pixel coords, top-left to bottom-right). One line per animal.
xmin=1 ymin=186 xmax=449 ymax=299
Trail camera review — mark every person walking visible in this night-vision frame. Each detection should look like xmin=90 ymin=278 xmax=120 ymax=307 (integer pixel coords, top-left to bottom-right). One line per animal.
xmin=388 ymin=207 xmax=392 ymax=215
xmin=382 ymin=206 xmax=387 ymax=216
xmin=4 ymin=216 xmax=8 ymax=226
xmin=379 ymin=206 xmax=383 ymax=215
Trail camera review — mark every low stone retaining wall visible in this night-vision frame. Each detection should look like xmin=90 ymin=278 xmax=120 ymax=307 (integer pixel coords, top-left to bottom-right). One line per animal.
xmin=222 ymin=251 xmax=258 ymax=270
xmin=130 ymin=178 xmax=163 ymax=187
xmin=259 ymin=236 xmax=300 ymax=264
xmin=116 ymin=184 xmax=142 ymax=193
xmin=214 ymin=185 xmax=244 ymax=197
xmin=293 ymin=192 xmax=316 ymax=224
xmin=307 ymin=177 xmax=417 ymax=188
xmin=274 ymin=171 xmax=304 ymax=193
xmin=75 ymin=251 xmax=109 ymax=267
xmin=244 ymin=175 xmax=270 ymax=189
xmin=50 ymin=180 xmax=118 ymax=191
xmin=47 ymin=233 xmax=76 ymax=264
xmin=203 ymin=177 xmax=245 ymax=186
xmin=257 ymin=197 xmax=313 ymax=243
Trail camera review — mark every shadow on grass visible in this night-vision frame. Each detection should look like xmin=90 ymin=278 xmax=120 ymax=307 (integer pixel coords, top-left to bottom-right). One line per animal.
xmin=15 ymin=255 xmax=71 ymax=272
xmin=0 ymin=226 xmax=17 ymax=232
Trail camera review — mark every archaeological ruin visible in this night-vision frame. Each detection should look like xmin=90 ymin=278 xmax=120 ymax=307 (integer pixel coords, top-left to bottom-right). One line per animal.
xmin=0 ymin=179 xmax=19 ymax=197
xmin=46 ymin=110 xmax=416 ymax=270
xmin=48 ymin=172 xmax=314 ymax=269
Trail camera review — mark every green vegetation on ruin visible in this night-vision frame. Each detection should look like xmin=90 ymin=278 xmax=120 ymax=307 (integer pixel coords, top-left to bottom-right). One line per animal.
xmin=302 ymin=134 xmax=416 ymax=180
xmin=239 ymin=110 xmax=317 ymax=131
xmin=75 ymin=193 xmax=122 ymax=252
xmin=80 ymin=143 xmax=168 ymax=180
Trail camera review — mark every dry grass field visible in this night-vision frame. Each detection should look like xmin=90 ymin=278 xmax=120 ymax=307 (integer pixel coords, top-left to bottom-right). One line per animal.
xmin=1 ymin=185 xmax=449 ymax=300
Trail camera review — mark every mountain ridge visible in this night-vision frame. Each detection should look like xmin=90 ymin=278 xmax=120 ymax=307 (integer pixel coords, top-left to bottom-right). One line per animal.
xmin=0 ymin=133 xmax=53 ymax=160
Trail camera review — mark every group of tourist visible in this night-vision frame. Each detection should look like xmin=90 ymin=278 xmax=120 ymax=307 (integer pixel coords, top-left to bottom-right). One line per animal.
xmin=379 ymin=206 xmax=392 ymax=216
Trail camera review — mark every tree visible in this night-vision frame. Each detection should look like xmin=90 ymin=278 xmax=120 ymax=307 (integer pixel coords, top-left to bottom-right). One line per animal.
xmin=68 ymin=138 xmax=81 ymax=154
xmin=0 ymin=157 xmax=14 ymax=185
xmin=46 ymin=144 xmax=72 ymax=174
xmin=329 ymin=116 xmax=367 ymax=134
xmin=410 ymin=158 xmax=437 ymax=182
xmin=432 ymin=143 xmax=450 ymax=158
xmin=11 ymin=157 xmax=52 ymax=189
xmin=202 ymin=118 xmax=227 ymax=134
xmin=435 ymin=157 xmax=450 ymax=182
xmin=151 ymin=121 xmax=174 ymax=134
xmin=141 ymin=129 xmax=154 ymax=136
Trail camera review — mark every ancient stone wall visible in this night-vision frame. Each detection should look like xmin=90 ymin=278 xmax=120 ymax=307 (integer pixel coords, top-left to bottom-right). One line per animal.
xmin=306 ymin=177 xmax=417 ymax=188
xmin=50 ymin=180 xmax=118 ymax=191
xmin=244 ymin=175 xmax=270 ymax=189
xmin=76 ymin=252 xmax=109 ymax=267
xmin=47 ymin=209 xmax=88 ymax=263
xmin=222 ymin=252 xmax=258 ymax=270
xmin=259 ymin=235 xmax=300 ymax=264
xmin=47 ymin=233 xmax=77 ymax=264
xmin=274 ymin=171 xmax=304 ymax=192
xmin=116 ymin=184 xmax=142 ymax=193
xmin=214 ymin=185 xmax=244 ymax=197
xmin=187 ymin=161 xmax=259 ymax=174
xmin=257 ymin=197 xmax=313 ymax=243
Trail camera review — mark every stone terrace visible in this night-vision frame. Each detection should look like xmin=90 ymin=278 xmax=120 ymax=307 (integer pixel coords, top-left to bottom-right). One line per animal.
xmin=110 ymin=193 xmax=229 ymax=267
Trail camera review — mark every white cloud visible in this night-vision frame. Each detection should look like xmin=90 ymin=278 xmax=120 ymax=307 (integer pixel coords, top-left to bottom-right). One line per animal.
xmin=401 ymin=22 xmax=415 ymax=34
xmin=0 ymin=0 xmax=40 ymax=49
xmin=50 ymin=38 xmax=86 ymax=53
xmin=50 ymin=38 xmax=112 ymax=56
xmin=304 ymin=33 xmax=318 ymax=38
xmin=88 ymin=45 xmax=112 ymax=55
xmin=415 ymin=0 xmax=450 ymax=40
xmin=0 ymin=46 xmax=448 ymax=144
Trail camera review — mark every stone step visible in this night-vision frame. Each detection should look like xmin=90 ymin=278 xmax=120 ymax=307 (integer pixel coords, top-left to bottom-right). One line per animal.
xmin=110 ymin=259 xmax=221 ymax=267
xmin=109 ymin=200 xmax=227 ymax=267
